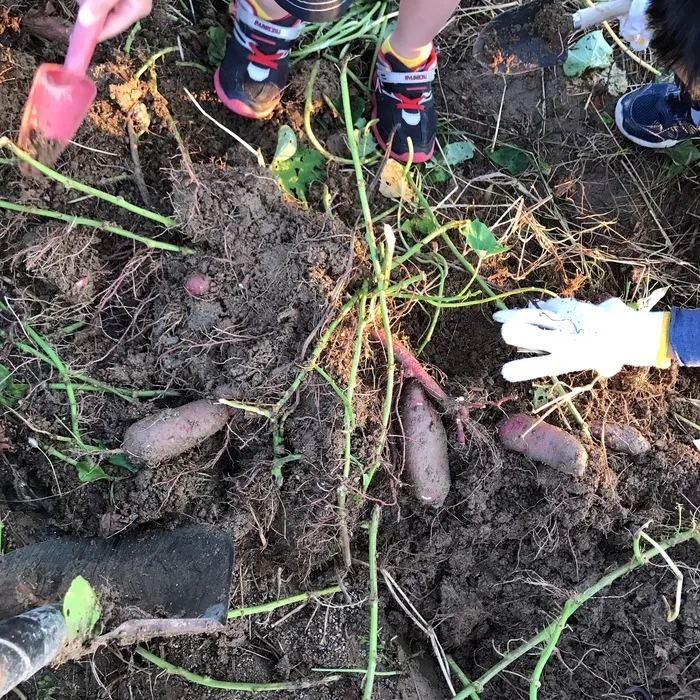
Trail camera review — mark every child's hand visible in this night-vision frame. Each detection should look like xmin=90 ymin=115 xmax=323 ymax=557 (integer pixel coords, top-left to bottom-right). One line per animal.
xmin=493 ymin=297 xmax=671 ymax=382
xmin=619 ymin=0 xmax=652 ymax=51
xmin=77 ymin=0 xmax=152 ymax=41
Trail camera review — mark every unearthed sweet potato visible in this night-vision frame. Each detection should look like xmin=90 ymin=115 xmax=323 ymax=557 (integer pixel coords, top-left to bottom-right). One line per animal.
xmin=122 ymin=399 xmax=234 ymax=466
xmin=399 ymin=380 xmax=450 ymax=507
xmin=499 ymin=414 xmax=587 ymax=476
xmin=185 ymin=274 xmax=212 ymax=297
xmin=590 ymin=422 xmax=651 ymax=456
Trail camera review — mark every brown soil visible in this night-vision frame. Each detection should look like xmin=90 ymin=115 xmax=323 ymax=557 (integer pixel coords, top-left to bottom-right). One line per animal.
xmin=3 ymin=1 xmax=700 ymax=700
xmin=532 ymin=0 xmax=572 ymax=51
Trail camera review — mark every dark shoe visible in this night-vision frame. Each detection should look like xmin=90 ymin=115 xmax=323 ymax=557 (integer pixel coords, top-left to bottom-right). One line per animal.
xmin=615 ymin=82 xmax=700 ymax=149
xmin=214 ymin=0 xmax=304 ymax=119
xmin=371 ymin=46 xmax=437 ymax=163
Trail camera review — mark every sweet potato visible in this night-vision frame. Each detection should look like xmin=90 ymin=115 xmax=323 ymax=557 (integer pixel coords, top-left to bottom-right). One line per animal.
xmin=499 ymin=414 xmax=587 ymax=476
xmin=122 ymin=399 xmax=234 ymax=466
xmin=399 ymin=380 xmax=450 ymax=507
xmin=590 ymin=422 xmax=651 ymax=456
xmin=185 ymin=274 xmax=212 ymax=297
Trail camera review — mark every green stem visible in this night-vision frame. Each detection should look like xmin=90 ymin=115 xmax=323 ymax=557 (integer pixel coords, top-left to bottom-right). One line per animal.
xmin=135 ymin=46 xmax=179 ymax=78
xmin=448 ymin=657 xmax=481 ymax=700
xmin=136 ymin=648 xmax=341 ymax=692
xmin=0 ymin=137 xmax=176 ymax=228
xmin=228 ymin=586 xmax=341 ymax=620
xmin=363 ymin=506 xmax=381 ymax=700
xmin=275 ymin=291 xmax=361 ymax=414
xmin=340 ymin=60 xmax=394 ymax=492
xmin=305 ymin=62 xmax=354 ymax=165
xmin=47 ymin=383 xmax=179 ymax=401
xmin=339 ymin=287 xmax=368 ymax=567
xmin=314 ymin=668 xmax=400 ymax=677
xmin=0 ymin=201 xmax=191 ymax=254
xmin=392 ymin=287 xmax=559 ymax=308
xmin=451 ymin=526 xmax=700 ymax=700
xmin=528 ymin=599 xmax=576 ymax=700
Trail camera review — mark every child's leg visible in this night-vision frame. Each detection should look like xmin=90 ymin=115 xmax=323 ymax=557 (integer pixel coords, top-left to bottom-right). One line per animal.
xmin=372 ymin=0 xmax=459 ymax=163
xmin=215 ymin=0 xmax=351 ymax=119
xmin=615 ymin=0 xmax=700 ymax=148
xmin=389 ymin=0 xmax=460 ymax=60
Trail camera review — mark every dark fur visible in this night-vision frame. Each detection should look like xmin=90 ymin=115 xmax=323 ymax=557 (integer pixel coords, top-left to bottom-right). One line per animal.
xmin=648 ymin=0 xmax=700 ymax=100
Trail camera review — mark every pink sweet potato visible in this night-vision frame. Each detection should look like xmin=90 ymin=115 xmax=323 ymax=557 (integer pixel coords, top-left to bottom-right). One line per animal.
xmin=122 ymin=399 xmax=234 ymax=466
xmin=499 ymin=414 xmax=587 ymax=476
xmin=185 ymin=274 xmax=212 ymax=297
xmin=400 ymin=380 xmax=450 ymax=507
xmin=590 ymin=421 xmax=651 ymax=456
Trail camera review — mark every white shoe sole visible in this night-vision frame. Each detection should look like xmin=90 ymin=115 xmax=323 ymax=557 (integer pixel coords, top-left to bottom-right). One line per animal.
xmin=614 ymin=98 xmax=686 ymax=149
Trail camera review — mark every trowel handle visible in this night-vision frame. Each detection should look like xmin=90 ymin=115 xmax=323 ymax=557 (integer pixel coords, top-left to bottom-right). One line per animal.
xmin=64 ymin=16 xmax=106 ymax=75
xmin=0 ymin=606 xmax=67 ymax=698
xmin=573 ymin=0 xmax=633 ymax=31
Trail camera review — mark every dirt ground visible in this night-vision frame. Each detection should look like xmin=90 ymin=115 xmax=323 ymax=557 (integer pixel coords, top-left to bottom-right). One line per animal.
xmin=3 ymin=0 xmax=700 ymax=699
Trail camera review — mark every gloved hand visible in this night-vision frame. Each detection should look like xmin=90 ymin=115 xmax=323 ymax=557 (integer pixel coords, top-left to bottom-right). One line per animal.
xmin=493 ymin=297 xmax=672 ymax=382
xmin=618 ymin=0 xmax=652 ymax=51
xmin=77 ymin=0 xmax=152 ymax=42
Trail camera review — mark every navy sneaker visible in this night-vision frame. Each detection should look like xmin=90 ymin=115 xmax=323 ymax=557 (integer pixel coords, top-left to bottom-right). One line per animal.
xmin=615 ymin=82 xmax=700 ymax=149
xmin=214 ymin=0 xmax=304 ymax=119
xmin=372 ymin=46 xmax=438 ymax=163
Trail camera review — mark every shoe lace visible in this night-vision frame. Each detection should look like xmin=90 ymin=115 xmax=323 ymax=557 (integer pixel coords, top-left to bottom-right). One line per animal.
xmin=247 ymin=41 xmax=284 ymax=70
xmin=394 ymin=92 xmax=426 ymax=112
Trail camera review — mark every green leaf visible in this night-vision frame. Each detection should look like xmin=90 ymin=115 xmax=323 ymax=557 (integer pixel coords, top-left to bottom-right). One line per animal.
xmin=357 ymin=130 xmax=378 ymax=158
xmin=271 ymin=146 xmax=325 ymax=202
xmin=442 ymin=141 xmax=475 ymax=166
xmin=63 ymin=576 xmax=101 ymax=642
xmin=273 ymin=125 xmax=298 ymax=163
xmin=532 ymin=385 xmax=549 ymax=410
xmin=424 ymin=140 xmax=475 ymax=183
xmin=563 ymin=31 xmax=613 ymax=77
xmin=76 ymin=460 xmax=109 ymax=483
xmin=109 ymin=453 xmax=137 ymax=472
xmin=486 ymin=144 xmax=534 ymax=176
xmin=0 ymin=363 xmax=28 ymax=407
xmin=207 ymin=25 xmax=228 ymax=67
xmin=664 ymin=140 xmax=700 ymax=175
xmin=462 ymin=219 xmax=508 ymax=259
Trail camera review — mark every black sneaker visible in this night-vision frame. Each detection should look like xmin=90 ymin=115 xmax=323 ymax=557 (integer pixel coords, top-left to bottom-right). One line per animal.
xmin=214 ymin=0 xmax=304 ymax=119
xmin=371 ymin=46 xmax=437 ymax=163
xmin=615 ymin=82 xmax=700 ymax=149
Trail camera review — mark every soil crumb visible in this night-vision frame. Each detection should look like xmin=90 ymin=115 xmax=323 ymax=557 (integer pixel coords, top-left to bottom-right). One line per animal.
xmin=19 ymin=129 xmax=64 ymax=171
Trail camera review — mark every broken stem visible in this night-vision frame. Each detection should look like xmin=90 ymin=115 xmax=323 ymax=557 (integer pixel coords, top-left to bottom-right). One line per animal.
xmin=451 ymin=526 xmax=700 ymax=700
xmin=362 ymin=506 xmax=381 ymax=700
xmin=136 ymin=648 xmax=341 ymax=691
xmin=0 ymin=200 xmax=192 ymax=254
xmin=228 ymin=586 xmax=342 ymax=620
xmin=0 ymin=137 xmax=176 ymax=227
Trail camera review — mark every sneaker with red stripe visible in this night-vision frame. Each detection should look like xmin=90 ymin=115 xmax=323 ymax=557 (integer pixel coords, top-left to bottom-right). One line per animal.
xmin=371 ymin=47 xmax=437 ymax=163
xmin=214 ymin=0 xmax=305 ymax=119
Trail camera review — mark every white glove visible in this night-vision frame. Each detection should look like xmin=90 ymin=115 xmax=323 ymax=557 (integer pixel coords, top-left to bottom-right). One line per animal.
xmin=619 ymin=0 xmax=652 ymax=51
xmin=493 ymin=297 xmax=671 ymax=382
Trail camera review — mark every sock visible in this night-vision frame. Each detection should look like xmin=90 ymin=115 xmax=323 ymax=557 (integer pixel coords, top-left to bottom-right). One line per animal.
xmin=382 ymin=36 xmax=432 ymax=69
xmin=248 ymin=0 xmax=289 ymax=22
xmin=692 ymin=108 xmax=700 ymax=125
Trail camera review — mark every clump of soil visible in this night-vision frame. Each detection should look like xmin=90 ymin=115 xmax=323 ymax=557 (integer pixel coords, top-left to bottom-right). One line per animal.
xmin=9 ymin=224 xmax=104 ymax=302
xmin=479 ymin=0 xmax=570 ymax=73
xmin=532 ymin=0 xmax=572 ymax=50
xmin=165 ymin=163 xmax=353 ymax=393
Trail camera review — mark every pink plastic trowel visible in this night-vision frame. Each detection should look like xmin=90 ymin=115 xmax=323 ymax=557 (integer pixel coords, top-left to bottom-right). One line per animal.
xmin=18 ymin=15 xmax=105 ymax=173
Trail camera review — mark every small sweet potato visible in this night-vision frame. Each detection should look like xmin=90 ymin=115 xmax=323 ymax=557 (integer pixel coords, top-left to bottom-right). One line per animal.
xmin=400 ymin=380 xmax=450 ymax=507
xmin=122 ymin=399 xmax=234 ymax=466
xmin=499 ymin=414 xmax=587 ymax=476
xmin=590 ymin=422 xmax=651 ymax=456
